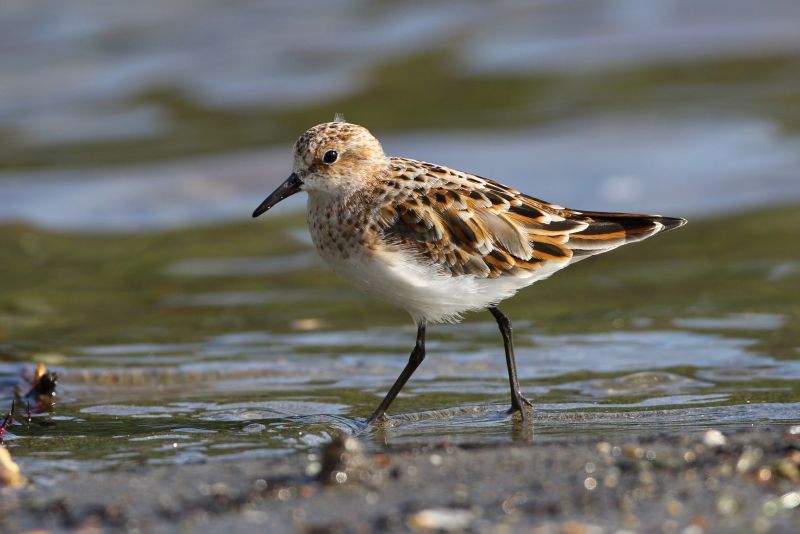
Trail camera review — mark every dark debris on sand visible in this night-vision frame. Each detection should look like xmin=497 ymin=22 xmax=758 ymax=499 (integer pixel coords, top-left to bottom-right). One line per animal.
xmin=2 ymin=426 xmax=799 ymax=533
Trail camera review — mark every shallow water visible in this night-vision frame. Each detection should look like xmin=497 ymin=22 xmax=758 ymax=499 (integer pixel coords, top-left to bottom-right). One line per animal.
xmin=1 ymin=208 xmax=799 ymax=482
xmin=1 ymin=1 xmax=799 ymax=483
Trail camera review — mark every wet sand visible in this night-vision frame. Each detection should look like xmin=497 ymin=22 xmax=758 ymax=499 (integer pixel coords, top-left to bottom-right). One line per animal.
xmin=3 ymin=424 xmax=798 ymax=533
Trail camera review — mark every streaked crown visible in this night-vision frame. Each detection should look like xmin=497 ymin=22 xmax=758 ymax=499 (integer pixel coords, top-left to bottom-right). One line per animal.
xmin=293 ymin=120 xmax=388 ymax=194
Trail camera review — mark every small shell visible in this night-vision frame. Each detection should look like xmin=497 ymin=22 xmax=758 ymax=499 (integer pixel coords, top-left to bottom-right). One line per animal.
xmin=0 ymin=447 xmax=25 ymax=488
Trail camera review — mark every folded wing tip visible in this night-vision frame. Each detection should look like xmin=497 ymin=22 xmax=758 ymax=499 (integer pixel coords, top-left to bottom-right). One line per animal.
xmin=658 ymin=216 xmax=688 ymax=232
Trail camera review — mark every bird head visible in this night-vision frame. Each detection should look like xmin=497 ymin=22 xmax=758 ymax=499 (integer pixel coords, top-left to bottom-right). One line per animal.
xmin=253 ymin=119 xmax=388 ymax=217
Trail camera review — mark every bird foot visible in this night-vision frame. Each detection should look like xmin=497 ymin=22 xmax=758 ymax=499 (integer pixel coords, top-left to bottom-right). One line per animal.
xmin=507 ymin=393 xmax=534 ymax=420
xmin=365 ymin=412 xmax=388 ymax=427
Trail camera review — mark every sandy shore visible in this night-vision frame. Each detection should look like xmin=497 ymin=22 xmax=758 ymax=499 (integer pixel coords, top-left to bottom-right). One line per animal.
xmin=1 ymin=425 xmax=798 ymax=533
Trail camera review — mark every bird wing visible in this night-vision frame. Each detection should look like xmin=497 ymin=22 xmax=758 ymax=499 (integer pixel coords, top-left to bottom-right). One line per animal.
xmin=374 ymin=157 xmax=685 ymax=279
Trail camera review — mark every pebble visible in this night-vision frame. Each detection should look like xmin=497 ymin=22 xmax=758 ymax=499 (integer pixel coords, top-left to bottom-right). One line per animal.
xmin=702 ymin=429 xmax=727 ymax=448
xmin=407 ymin=508 xmax=474 ymax=532
xmin=780 ymin=491 xmax=800 ymax=509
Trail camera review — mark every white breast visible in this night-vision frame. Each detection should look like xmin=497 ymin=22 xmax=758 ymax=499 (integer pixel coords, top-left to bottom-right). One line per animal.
xmin=317 ymin=238 xmax=562 ymax=324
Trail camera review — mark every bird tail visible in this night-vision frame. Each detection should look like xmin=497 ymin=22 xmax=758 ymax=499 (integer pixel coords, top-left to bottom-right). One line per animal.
xmin=564 ymin=211 xmax=686 ymax=258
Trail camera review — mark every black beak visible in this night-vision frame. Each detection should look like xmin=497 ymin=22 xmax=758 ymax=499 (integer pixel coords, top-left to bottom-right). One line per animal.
xmin=252 ymin=173 xmax=303 ymax=217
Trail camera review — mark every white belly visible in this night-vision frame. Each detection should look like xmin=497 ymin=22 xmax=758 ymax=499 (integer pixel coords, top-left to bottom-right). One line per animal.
xmin=320 ymin=245 xmax=542 ymax=324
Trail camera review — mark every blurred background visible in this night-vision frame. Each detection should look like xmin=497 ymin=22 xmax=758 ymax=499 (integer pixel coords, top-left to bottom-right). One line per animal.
xmin=0 ymin=0 xmax=799 ymax=474
xmin=2 ymin=0 xmax=799 ymax=229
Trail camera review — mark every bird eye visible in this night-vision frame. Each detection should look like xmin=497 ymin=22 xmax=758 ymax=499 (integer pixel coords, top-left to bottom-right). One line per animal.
xmin=322 ymin=150 xmax=338 ymax=164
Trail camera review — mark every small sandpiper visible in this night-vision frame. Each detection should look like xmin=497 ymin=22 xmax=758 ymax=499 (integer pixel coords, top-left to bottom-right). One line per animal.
xmin=253 ymin=118 xmax=686 ymax=423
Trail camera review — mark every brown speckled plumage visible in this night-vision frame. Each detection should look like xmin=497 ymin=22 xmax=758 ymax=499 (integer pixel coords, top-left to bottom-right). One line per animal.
xmin=368 ymin=156 xmax=685 ymax=279
xmin=252 ymin=120 xmax=687 ymax=422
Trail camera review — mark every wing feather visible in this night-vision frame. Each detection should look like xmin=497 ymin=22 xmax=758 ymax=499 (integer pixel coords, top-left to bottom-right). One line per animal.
xmin=377 ymin=157 xmax=686 ymax=279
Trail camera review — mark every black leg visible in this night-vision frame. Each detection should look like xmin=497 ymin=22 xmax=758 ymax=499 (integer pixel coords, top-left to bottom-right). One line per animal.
xmin=367 ymin=320 xmax=427 ymax=424
xmin=489 ymin=307 xmax=533 ymax=419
